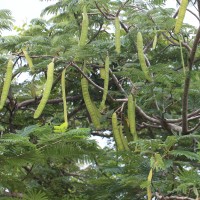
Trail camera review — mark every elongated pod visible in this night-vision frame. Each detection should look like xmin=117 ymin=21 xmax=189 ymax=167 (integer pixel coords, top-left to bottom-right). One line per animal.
xmin=119 ymin=124 xmax=129 ymax=150
xmin=61 ymin=68 xmax=68 ymax=128
xmin=22 ymin=48 xmax=35 ymax=73
xmin=152 ymin=34 xmax=157 ymax=50
xmin=147 ymin=169 xmax=153 ymax=200
xmin=81 ymin=77 xmax=100 ymax=129
xmin=79 ymin=6 xmax=89 ymax=47
xmin=0 ymin=60 xmax=13 ymax=110
xmin=100 ymin=55 xmax=109 ymax=111
xmin=174 ymin=0 xmax=188 ymax=34
xmin=137 ymin=32 xmax=152 ymax=82
xmin=128 ymin=94 xmax=137 ymax=141
xmin=112 ymin=112 xmax=124 ymax=151
xmin=34 ymin=61 xmax=54 ymax=118
xmin=100 ymin=68 xmax=106 ymax=79
xmin=30 ymin=82 xmax=36 ymax=98
xmin=115 ymin=16 xmax=121 ymax=54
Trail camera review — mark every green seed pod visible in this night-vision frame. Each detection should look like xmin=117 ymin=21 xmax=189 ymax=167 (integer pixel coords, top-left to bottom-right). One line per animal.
xmin=128 ymin=94 xmax=137 ymax=141
xmin=0 ymin=60 xmax=13 ymax=110
xmin=115 ymin=16 xmax=121 ymax=54
xmin=79 ymin=6 xmax=89 ymax=47
xmin=100 ymin=55 xmax=109 ymax=111
xmin=119 ymin=124 xmax=129 ymax=150
xmin=30 ymin=82 xmax=36 ymax=98
xmin=22 ymin=48 xmax=35 ymax=73
xmin=147 ymin=168 xmax=153 ymax=200
xmin=137 ymin=32 xmax=152 ymax=82
xmin=174 ymin=0 xmax=188 ymax=34
xmin=61 ymin=68 xmax=68 ymax=127
xmin=100 ymin=68 xmax=106 ymax=79
xmin=112 ymin=112 xmax=124 ymax=151
xmin=152 ymin=34 xmax=157 ymax=50
xmin=81 ymin=77 xmax=101 ymax=129
xmin=34 ymin=61 xmax=54 ymax=119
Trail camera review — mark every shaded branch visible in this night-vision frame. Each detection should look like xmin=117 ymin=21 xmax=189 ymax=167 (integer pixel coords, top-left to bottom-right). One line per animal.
xmin=155 ymin=192 xmax=195 ymax=200
xmin=91 ymin=130 xmax=112 ymax=138
xmin=182 ymin=26 xmax=200 ymax=133
xmin=109 ymin=68 xmax=127 ymax=96
xmin=71 ymin=62 xmax=104 ymax=91
xmin=17 ymin=95 xmax=81 ymax=108
xmin=188 ymin=120 xmax=200 ymax=133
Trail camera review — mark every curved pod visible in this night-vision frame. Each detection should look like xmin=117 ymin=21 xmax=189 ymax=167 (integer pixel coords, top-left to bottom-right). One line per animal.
xmin=128 ymin=94 xmax=137 ymax=141
xmin=174 ymin=0 xmax=188 ymax=34
xmin=22 ymin=48 xmax=35 ymax=73
xmin=34 ymin=61 xmax=54 ymax=119
xmin=81 ymin=77 xmax=100 ymax=129
xmin=115 ymin=16 xmax=121 ymax=54
xmin=61 ymin=68 xmax=68 ymax=128
xmin=137 ymin=32 xmax=152 ymax=82
xmin=112 ymin=112 xmax=124 ymax=151
xmin=100 ymin=55 xmax=109 ymax=111
xmin=0 ymin=60 xmax=13 ymax=110
xmin=79 ymin=6 xmax=89 ymax=47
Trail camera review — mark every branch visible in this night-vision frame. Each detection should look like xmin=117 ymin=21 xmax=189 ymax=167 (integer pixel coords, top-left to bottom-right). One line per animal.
xmin=187 ymin=120 xmax=200 ymax=133
xmin=189 ymin=27 xmax=200 ymax=69
xmin=135 ymin=105 xmax=160 ymax=124
xmin=140 ymin=122 xmax=162 ymax=129
xmin=197 ymin=0 xmax=200 ymax=19
xmin=155 ymin=192 xmax=195 ymax=200
xmin=95 ymin=2 xmax=114 ymax=20
xmin=116 ymin=0 xmax=130 ymax=16
xmin=162 ymin=32 xmax=191 ymax=52
xmin=17 ymin=95 xmax=81 ymax=108
xmin=71 ymin=62 xmax=104 ymax=91
xmin=166 ymin=109 xmax=200 ymax=123
xmin=109 ymin=68 xmax=127 ymax=96
xmin=91 ymin=130 xmax=112 ymax=138
xmin=182 ymin=26 xmax=200 ymax=133
xmin=186 ymin=8 xmax=200 ymax=22
xmin=88 ymin=23 xmax=103 ymax=44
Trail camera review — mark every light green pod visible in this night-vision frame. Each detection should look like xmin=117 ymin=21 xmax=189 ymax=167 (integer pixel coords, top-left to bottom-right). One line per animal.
xmin=61 ymin=68 xmax=68 ymax=126
xmin=100 ymin=55 xmax=109 ymax=111
xmin=112 ymin=112 xmax=124 ymax=151
xmin=81 ymin=77 xmax=100 ymax=129
xmin=174 ymin=0 xmax=188 ymax=34
xmin=34 ymin=61 xmax=54 ymax=118
xmin=115 ymin=16 xmax=121 ymax=54
xmin=0 ymin=60 xmax=13 ymax=110
xmin=137 ymin=32 xmax=152 ymax=82
xmin=128 ymin=94 xmax=137 ymax=141
xmin=152 ymin=34 xmax=157 ymax=50
xmin=22 ymin=48 xmax=35 ymax=73
xmin=79 ymin=6 xmax=89 ymax=47
xmin=119 ymin=124 xmax=129 ymax=150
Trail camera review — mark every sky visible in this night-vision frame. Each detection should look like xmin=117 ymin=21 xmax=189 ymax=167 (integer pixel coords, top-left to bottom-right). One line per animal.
xmin=0 ymin=0 xmax=56 ymax=35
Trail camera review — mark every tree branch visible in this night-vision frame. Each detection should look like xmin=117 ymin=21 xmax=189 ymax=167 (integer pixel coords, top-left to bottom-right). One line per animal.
xmin=109 ymin=68 xmax=127 ymax=96
xmin=182 ymin=26 xmax=200 ymax=133
xmin=17 ymin=95 xmax=81 ymax=109
xmin=155 ymin=192 xmax=195 ymax=200
xmin=71 ymin=62 xmax=104 ymax=91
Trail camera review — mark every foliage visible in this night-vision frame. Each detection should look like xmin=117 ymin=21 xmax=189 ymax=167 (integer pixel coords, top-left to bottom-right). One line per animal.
xmin=0 ymin=0 xmax=200 ymax=199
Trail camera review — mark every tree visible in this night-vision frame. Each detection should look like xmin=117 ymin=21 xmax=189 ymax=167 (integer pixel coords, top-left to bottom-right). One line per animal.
xmin=0 ymin=0 xmax=200 ymax=199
